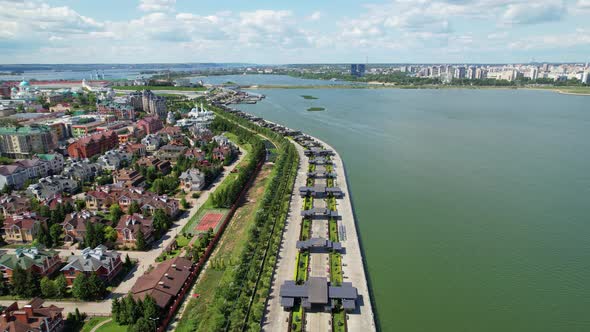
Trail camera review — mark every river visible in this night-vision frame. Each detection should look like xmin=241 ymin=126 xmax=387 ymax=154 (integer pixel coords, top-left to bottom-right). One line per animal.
xmin=234 ymin=87 xmax=590 ymax=332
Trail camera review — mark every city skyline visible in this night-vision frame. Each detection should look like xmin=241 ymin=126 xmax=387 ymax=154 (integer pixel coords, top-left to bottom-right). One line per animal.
xmin=1 ymin=0 xmax=590 ymax=64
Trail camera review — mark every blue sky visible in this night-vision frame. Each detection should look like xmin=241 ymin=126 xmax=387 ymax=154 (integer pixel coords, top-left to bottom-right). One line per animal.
xmin=1 ymin=0 xmax=589 ymax=64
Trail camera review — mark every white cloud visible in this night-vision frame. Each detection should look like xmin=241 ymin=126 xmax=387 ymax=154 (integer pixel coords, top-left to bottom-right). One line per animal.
xmin=502 ymin=1 xmax=567 ymax=25
xmin=307 ymin=11 xmax=321 ymax=21
xmin=138 ymin=0 xmax=176 ymax=12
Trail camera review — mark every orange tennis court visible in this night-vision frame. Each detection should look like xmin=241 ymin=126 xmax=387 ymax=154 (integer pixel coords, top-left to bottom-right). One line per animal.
xmin=195 ymin=212 xmax=224 ymax=232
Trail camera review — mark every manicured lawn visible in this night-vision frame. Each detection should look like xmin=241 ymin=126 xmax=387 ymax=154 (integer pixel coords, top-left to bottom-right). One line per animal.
xmin=300 ymin=219 xmax=311 ymax=241
xmin=306 ymin=177 xmax=314 ymax=186
xmin=291 ymin=304 xmax=304 ymax=332
xmin=332 ymin=309 xmax=347 ymax=332
xmin=81 ymin=317 xmax=110 ymax=332
xmin=327 ymin=178 xmax=334 ymax=187
xmin=329 ymin=218 xmax=339 ymax=242
xmin=303 ymin=197 xmax=314 ymax=210
xmin=95 ymin=320 xmax=126 ymax=332
xmin=330 ymin=252 xmax=343 ymax=285
xmin=295 ymin=252 xmax=309 ymax=283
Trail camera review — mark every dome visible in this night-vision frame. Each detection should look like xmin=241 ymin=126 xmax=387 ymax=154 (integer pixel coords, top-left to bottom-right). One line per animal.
xmin=19 ymin=80 xmax=30 ymax=87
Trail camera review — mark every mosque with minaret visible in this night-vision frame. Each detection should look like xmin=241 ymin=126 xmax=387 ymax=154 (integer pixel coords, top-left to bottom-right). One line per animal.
xmin=10 ymin=80 xmax=39 ymax=101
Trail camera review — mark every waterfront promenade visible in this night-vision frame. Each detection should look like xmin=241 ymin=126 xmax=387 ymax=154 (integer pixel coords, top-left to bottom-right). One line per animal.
xmin=312 ymin=137 xmax=377 ymax=332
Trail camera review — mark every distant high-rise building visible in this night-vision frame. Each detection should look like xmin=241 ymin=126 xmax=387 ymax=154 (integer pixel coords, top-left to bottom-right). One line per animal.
xmin=467 ymin=67 xmax=476 ymax=79
xmin=350 ymin=64 xmax=366 ymax=77
xmin=454 ymin=67 xmax=466 ymax=79
xmin=475 ymin=68 xmax=487 ymax=79
xmin=582 ymin=71 xmax=590 ymax=84
xmin=542 ymin=63 xmax=550 ymax=71
xmin=530 ymin=67 xmax=539 ymax=80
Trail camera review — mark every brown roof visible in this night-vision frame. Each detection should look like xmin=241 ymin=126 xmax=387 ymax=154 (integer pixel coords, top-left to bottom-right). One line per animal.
xmin=131 ymin=256 xmax=193 ymax=308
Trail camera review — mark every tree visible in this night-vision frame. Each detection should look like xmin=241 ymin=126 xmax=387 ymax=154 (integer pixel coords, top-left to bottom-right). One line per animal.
xmin=40 ymin=276 xmax=57 ymax=298
xmin=128 ymin=201 xmax=141 ymax=215
xmin=72 ymin=273 xmax=89 ymax=300
xmin=50 ymin=223 xmax=62 ymax=247
xmin=104 ymin=226 xmax=118 ymax=243
xmin=135 ymin=229 xmax=147 ymax=251
xmin=142 ymin=295 xmax=159 ymax=322
xmin=74 ymin=199 xmax=86 ymax=212
xmin=110 ymin=204 xmax=123 ymax=223
xmin=180 ymin=197 xmax=189 ymax=209
xmin=124 ymin=254 xmax=132 ymax=268
xmin=87 ymin=272 xmax=106 ymax=300
xmin=55 ymin=274 xmax=68 ymax=298
xmin=12 ymin=266 xmax=30 ymax=297
xmin=36 ymin=224 xmax=52 ymax=248
xmin=152 ymin=209 xmax=170 ymax=237
xmin=130 ymin=317 xmax=155 ymax=332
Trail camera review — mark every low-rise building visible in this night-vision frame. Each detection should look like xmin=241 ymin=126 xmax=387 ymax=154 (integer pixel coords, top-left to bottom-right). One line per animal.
xmin=141 ymin=134 xmax=162 ymax=152
xmin=116 ymin=213 xmax=154 ymax=248
xmin=27 ymin=175 xmax=79 ymax=201
xmin=0 ymin=247 xmax=61 ymax=282
xmin=67 ymin=130 xmax=119 ymax=159
xmin=137 ymin=116 xmax=163 ymax=135
xmin=131 ymin=256 xmax=193 ymax=309
xmin=61 ymin=210 xmax=105 ymax=243
xmin=61 ymin=160 xmax=102 ymax=182
xmin=0 ymin=298 xmax=64 ymax=332
xmin=155 ymin=144 xmax=187 ymax=162
xmin=60 ymin=245 xmax=122 ymax=285
xmin=113 ymin=169 xmax=145 ymax=188
xmin=98 ymin=149 xmax=132 ymax=171
xmin=136 ymin=156 xmax=171 ymax=175
xmin=179 ymin=169 xmax=206 ymax=192
xmin=0 ymin=193 xmax=30 ymax=216
xmin=1 ymin=212 xmax=47 ymax=243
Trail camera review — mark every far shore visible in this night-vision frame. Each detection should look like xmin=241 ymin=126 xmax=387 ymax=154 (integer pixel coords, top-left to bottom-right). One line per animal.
xmin=242 ymin=84 xmax=590 ymax=96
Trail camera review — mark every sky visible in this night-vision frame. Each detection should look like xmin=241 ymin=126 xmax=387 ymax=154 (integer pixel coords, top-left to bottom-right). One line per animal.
xmin=0 ymin=0 xmax=589 ymax=64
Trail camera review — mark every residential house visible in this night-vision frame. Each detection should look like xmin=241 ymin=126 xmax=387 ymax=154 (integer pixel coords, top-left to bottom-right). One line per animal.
xmin=61 ymin=160 xmax=102 ymax=182
xmin=141 ymin=134 xmax=162 ymax=152
xmin=1 ymin=213 xmax=47 ymax=243
xmin=0 ymin=155 xmax=64 ymax=190
xmin=27 ymin=175 xmax=79 ymax=201
xmin=84 ymin=190 xmax=114 ymax=212
xmin=137 ymin=116 xmax=163 ymax=135
xmin=155 ymin=144 xmax=187 ymax=162
xmin=0 ymin=247 xmax=61 ymax=282
xmin=0 ymin=298 xmax=64 ymax=332
xmin=131 ymin=256 xmax=193 ymax=309
xmin=179 ymin=169 xmax=206 ymax=192
xmin=183 ymin=148 xmax=205 ymax=162
xmin=115 ymin=214 xmax=154 ymax=248
xmin=0 ymin=193 xmax=30 ymax=216
xmin=113 ymin=169 xmax=145 ymax=188
xmin=157 ymin=126 xmax=182 ymax=141
xmin=212 ymin=134 xmax=230 ymax=146
xmin=61 ymin=210 xmax=105 ymax=243
xmin=119 ymin=142 xmax=146 ymax=157
xmin=60 ymin=245 xmax=122 ymax=285
xmin=136 ymin=156 xmax=171 ymax=175
xmin=98 ymin=149 xmax=132 ymax=171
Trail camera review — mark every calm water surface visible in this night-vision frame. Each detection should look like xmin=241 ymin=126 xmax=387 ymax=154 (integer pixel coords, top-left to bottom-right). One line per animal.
xmin=236 ymin=88 xmax=590 ymax=332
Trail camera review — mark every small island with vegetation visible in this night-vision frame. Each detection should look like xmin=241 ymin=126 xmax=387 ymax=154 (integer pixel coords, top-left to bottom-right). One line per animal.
xmin=301 ymin=95 xmax=319 ymax=100
xmin=307 ymin=107 xmax=325 ymax=112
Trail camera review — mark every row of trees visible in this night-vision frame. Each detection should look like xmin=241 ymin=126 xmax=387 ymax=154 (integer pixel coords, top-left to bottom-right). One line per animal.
xmin=71 ymin=272 xmax=107 ymax=300
xmin=181 ymin=104 xmax=299 ymax=330
xmin=209 ymin=117 xmax=266 ymax=208
xmin=112 ymin=294 xmax=160 ymax=332
xmin=188 ymin=228 xmax=214 ymax=262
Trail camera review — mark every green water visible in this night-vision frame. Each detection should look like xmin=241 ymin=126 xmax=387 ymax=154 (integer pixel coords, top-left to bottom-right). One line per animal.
xmin=237 ymin=88 xmax=590 ymax=332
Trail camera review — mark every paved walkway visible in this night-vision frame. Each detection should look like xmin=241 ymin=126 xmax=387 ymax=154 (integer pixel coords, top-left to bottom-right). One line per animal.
xmin=313 ymin=137 xmax=377 ymax=332
xmin=0 ymin=149 xmax=247 ymax=316
xmin=262 ymin=142 xmax=308 ymax=332
xmin=89 ymin=318 xmax=112 ymax=332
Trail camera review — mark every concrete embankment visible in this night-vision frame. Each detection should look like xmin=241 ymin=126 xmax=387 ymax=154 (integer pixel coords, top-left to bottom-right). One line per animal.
xmin=312 ymin=137 xmax=377 ymax=332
